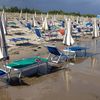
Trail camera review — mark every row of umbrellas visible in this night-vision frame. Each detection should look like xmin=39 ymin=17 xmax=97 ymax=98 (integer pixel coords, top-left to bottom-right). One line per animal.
xmin=63 ymin=18 xmax=100 ymax=46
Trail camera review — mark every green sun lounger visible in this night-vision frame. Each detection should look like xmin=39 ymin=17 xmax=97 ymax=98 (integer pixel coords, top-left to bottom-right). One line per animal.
xmin=6 ymin=56 xmax=48 ymax=78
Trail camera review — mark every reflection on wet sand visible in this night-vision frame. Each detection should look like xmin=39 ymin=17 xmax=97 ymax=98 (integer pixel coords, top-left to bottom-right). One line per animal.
xmin=63 ymin=68 xmax=72 ymax=92
xmin=91 ymin=57 xmax=97 ymax=72
xmin=0 ymin=87 xmax=11 ymax=100
xmin=90 ymin=39 xmax=97 ymax=53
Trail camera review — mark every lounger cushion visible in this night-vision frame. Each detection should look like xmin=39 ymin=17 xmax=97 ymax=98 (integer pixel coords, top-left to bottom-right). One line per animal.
xmin=7 ymin=56 xmax=48 ymax=69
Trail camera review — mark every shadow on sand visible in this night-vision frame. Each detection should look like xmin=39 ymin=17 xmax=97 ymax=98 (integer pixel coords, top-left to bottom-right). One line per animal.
xmin=47 ymin=38 xmax=63 ymax=42
xmin=16 ymin=43 xmax=38 ymax=47
xmin=7 ymin=64 xmax=64 ymax=86
xmin=7 ymin=77 xmax=29 ymax=86
xmin=14 ymin=32 xmax=26 ymax=35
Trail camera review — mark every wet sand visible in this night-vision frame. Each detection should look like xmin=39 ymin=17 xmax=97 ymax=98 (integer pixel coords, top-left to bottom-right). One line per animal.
xmin=0 ymin=37 xmax=100 ymax=100
xmin=0 ymin=12 xmax=100 ymax=100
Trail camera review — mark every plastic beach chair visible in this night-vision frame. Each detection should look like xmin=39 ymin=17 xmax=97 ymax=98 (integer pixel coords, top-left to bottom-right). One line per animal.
xmin=45 ymin=45 xmax=68 ymax=63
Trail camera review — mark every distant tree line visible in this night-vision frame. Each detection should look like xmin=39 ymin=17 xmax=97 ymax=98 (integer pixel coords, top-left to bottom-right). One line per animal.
xmin=0 ymin=6 xmax=96 ymax=17
xmin=48 ymin=10 xmax=96 ymax=17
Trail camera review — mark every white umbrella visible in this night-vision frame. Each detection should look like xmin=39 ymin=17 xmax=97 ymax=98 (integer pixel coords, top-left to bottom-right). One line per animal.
xmin=19 ymin=9 xmax=22 ymax=19
xmin=46 ymin=12 xmax=49 ymax=18
xmin=42 ymin=17 xmax=48 ymax=31
xmin=41 ymin=13 xmax=44 ymax=22
xmin=63 ymin=19 xmax=75 ymax=46
xmin=76 ymin=16 xmax=79 ymax=24
xmin=1 ymin=10 xmax=8 ymax=35
xmin=33 ymin=15 xmax=37 ymax=27
xmin=25 ymin=12 xmax=28 ymax=22
xmin=93 ymin=18 xmax=99 ymax=38
xmin=51 ymin=15 xmax=56 ymax=26
xmin=34 ymin=11 xmax=37 ymax=17
xmin=0 ymin=16 xmax=9 ymax=61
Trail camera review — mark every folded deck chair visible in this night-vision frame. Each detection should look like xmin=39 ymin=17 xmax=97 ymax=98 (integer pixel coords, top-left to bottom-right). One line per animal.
xmin=9 ymin=37 xmax=29 ymax=44
xmin=6 ymin=56 xmax=48 ymax=79
xmin=34 ymin=28 xmax=58 ymax=40
xmin=34 ymin=28 xmax=43 ymax=39
xmin=45 ymin=45 xmax=68 ymax=63
xmin=26 ymin=22 xmax=32 ymax=30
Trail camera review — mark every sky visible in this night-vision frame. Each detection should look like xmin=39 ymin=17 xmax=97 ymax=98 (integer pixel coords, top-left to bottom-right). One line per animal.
xmin=0 ymin=0 xmax=100 ymax=14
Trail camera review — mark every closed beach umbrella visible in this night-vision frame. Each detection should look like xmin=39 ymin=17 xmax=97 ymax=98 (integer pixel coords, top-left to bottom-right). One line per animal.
xmin=42 ymin=17 xmax=48 ymax=31
xmin=34 ymin=11 xmax=37 ymax=17
xmin=0 ymin=16 xmax=9 ymax=60
xmin=25 ymin=12 xmax=28 ymax=22
xmin=19 ymin=9 xmax=22 ymax=19
xmin=41 ymin=13 xmax=44 ymax=22
xmin=1 ymin=10 xmax=8 ymax=35
xmin=46 ymin=12 xmax=49 ymax=18
xmin=33 ymin=15 xmax=37 ymax=27
xmin=93 ymin=18 xmax=99 ymax=37
xmin=63 ymin=18 xmax=75 ymax=46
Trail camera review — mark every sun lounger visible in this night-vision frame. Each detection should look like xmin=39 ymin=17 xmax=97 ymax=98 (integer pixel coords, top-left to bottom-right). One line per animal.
xmin=0 ymin=69 xmax=9 ymax=81
xmin=9 ymin=37 xmax=30 ymax=44
xmin=6 ymin=56 xmax=48 ymax=79
xmin=26 ymin=22 xmax=32 ymax=30
xmin=63 ymin=46 xmax=88 ymax=57
xmin=45 ymin=45 xmax=68 ymax=63
xmin=0 ymin=69 xmax=7 ymax=77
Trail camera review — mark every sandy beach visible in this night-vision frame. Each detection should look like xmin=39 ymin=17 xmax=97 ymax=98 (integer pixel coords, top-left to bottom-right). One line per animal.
xmin=0 ymin=12 xmax=100 ymax=100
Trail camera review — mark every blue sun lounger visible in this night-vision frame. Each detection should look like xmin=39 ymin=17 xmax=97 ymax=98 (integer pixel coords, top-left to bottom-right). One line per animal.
xmin=9 ymin=37 xmax=30 ymax=44
xmin=0 ymin=69 xmax=7 ymax=77
xmin=45 ymin=45 xmax=68 ymax=63
xmin=63 ymin=46 xmax=88 ymax=57
xmin=0 ymin=69 xmax=10 ymax=81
